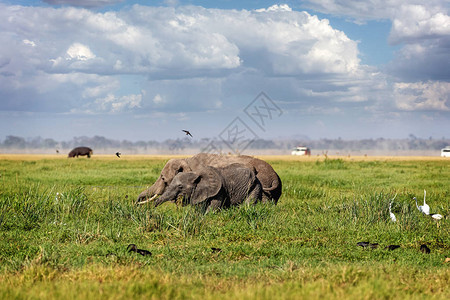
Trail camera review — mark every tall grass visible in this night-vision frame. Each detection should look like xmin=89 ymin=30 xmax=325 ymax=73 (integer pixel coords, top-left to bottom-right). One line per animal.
xmin=0 ymin=156 xmax=448 ymax=299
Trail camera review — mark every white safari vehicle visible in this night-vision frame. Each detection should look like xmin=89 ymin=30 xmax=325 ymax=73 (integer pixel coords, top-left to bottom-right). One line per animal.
xmin=441 ymin=147 xmax=450 ymax=157
xmin=291 ymin=146 xmax=311 ymax=156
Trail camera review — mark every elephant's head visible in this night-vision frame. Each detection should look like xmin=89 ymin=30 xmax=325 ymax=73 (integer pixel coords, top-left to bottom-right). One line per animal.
xmin=154 ymin=166 xmax=223 ymax=208
xmin=137 ymin=158 xmax=190 ymax=204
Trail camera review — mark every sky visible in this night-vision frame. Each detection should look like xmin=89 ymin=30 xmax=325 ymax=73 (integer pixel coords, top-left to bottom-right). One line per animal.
xmin=0 ymin=0 xmax=449 ymax=142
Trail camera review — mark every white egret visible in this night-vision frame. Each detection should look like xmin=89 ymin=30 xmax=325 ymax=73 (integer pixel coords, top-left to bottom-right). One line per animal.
xmin=389 ymin=194 xmax=397 ymax=222
xmin=414 ymin=190 xmax=430 ymax=215
xmin=431 ymin=213 xmax=443 ymax=220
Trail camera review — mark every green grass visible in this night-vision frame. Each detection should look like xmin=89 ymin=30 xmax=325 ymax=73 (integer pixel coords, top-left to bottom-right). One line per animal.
xmin=0 ymin=156 xmax=449 ymax=299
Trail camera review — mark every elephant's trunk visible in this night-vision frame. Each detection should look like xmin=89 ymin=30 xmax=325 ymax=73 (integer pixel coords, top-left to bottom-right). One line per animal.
xmin=136 ymin=178 xmax=166 ymax=204
xmin=154 ymin=194 xmax=170 ymax=207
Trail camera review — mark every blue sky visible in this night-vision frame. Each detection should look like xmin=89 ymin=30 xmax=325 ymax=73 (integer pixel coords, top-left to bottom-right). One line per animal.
xmin=0 ymin=0 xmax=449 ymax=142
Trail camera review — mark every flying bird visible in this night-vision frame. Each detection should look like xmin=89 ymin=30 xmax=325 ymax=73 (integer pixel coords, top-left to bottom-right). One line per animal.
xmin=115 ymin=152 xmax=121 ymax=158
xmin=182 ymin=130 xmax=193 ymax=137
xmin=414 ymin=190 xmax=430 ymax=215
xmin=127 ymin=244 xmax=152 ymax=256
xmin=389 ymin=194 xmax=397 ymax=222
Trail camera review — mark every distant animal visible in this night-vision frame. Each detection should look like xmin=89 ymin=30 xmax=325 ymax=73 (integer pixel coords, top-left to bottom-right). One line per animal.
xmin=385 ymin=245 xmax=400 ymax=251
xmin=182 ymin=130 xmax=193 ymax=137
xmin=127 ymin=244 xmax=152 ymax=256
xmin=116 ymin=152 xmax=121 ymax=158
xmin=68 ymin=146 xmax=93 ymax=158
xmin=389 ymin=195 xmax=397 ymax=222
xmin=211 ymin=247 xmax=222 ymax=253
xmin=420 ymin=244 xmax=430 ymax=254
xmin=414 ymin=190 xmax=430 ymax=215
xmin=153 ymin=164 xmax=263 ymax=213
xmin=56 ymin=149 xmax=59 ymax=154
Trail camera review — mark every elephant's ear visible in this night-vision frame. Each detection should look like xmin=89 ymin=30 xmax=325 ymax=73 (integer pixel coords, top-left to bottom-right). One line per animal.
xmin=191 ymin=167 xmax=222 ymax=205
xmin=164 ymin=159 xmax=191 ymax=181
xmin=177 ymin=159 xmax=190 ymax=172
xmin=169 ymin=159 xmax=190 ymax=174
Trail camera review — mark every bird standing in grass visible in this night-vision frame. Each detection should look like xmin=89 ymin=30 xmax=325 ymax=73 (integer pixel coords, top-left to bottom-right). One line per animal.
xmin=414 ymin=190 xmax=430 ymax=215
xmin=116 ymin=152 xmax=121 ymax=158
xmin=385 ymin=245 xmax=400 ymax=251
xmin=420 ymin=244 xmax=430 ymax=254
xmin=357 ymin=242 xmax=378 ymax=249
xmin=389 ymin=194 xmax=397 ymax=222
xmin=430 ymin=213 xmax=443 ymax=220
xmin=414 ymin=190 xmax=443 ymax=219
xmin=127 ymin=244 xmax=152 ymax=256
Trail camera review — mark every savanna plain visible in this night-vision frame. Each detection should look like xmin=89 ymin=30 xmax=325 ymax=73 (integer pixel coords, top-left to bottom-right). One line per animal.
xmin=0 ymin=154 xmax=449 ymax=299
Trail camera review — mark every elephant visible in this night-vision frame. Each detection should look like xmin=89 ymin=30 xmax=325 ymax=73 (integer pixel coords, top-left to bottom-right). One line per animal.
xmin=154 ymin=163 xmax=263 ymax=212
xmin=137 ymin=153 xmax=282 ymax=204
xmin=68 ymin=146 xmax=93 ymax=158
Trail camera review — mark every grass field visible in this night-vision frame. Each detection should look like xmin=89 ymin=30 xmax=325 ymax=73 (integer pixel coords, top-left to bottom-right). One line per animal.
xmin=0 ymin=154 xmax=449 ymax=299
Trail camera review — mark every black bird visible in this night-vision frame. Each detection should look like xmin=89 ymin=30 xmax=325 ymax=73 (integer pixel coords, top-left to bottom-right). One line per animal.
xmin=357 ymin=242 xmax=378 ymax=249
xmin=420 ymin=244 xmax=430 ymax=254
xmin=182 ymin=130 xmax=193 ymax=137
xmin=370 ymin=243 xmax=379 ymax=249
xmin=211 ymin=247 xmax=222 ymax=253
xmin=127 ymin=244 xmax=152 ymax=256
xmin=56 ymin=149 xmax=59 ymax=154
xmin=357 ymin=242 xmax=370 ymax=248
xmin=385 ymin=245 xmax=401 ymax=251
xmin=116 ymin=152 xmax=121 ymax=158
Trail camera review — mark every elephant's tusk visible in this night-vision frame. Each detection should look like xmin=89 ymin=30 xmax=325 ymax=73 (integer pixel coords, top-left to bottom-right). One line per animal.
xmin=137 ymin=194 xmax=159 ymax=205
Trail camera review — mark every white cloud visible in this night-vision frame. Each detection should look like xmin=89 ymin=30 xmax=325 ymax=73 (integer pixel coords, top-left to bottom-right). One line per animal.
xmin=153 ymin=94 xmax=165 ymax=105
xmin=394 ymin=81 xmax=450 ymax=111
xmin=0 ymin=3 xmax=375 ymax=117
xmin=89 ymin=93 xmax=142 ymax=113
xmin=389 ymin=4 xmax=450 ymax=43
xmin=255 ymin=4 xmax=292 ymax=12
xmin=66 ymin=43 xmax=96 ymax=61
xmin=302 ymin=1 xmax=450 ymax=87
xmin=0 ymin=4 xmax=361 ymax=78
xmin=2 ymin=0 xmax=441 ymax=133
xmin=23 ymin=39 xmax=36 ymax=47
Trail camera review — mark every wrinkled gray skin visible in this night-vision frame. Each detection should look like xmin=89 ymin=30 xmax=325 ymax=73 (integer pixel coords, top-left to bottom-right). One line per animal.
xmin=154 ymin=164 xmax=263 ymax=213
xmin=68 ymin=146 xmax=93 ymax=158
xmin=137 ymin=153 xmax=281 ymax=204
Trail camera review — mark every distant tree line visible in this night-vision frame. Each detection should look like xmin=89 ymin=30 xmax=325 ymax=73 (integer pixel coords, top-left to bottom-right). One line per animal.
xmin=0 ymin=135 xmax=449 ymax=151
